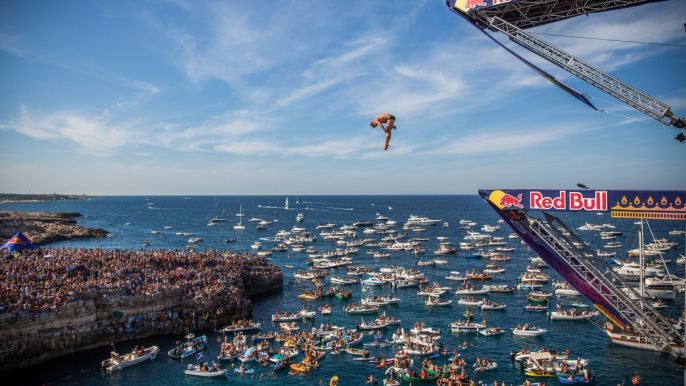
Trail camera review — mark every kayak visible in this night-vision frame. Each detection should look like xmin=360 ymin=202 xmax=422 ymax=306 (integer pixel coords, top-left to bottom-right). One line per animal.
xmin=330 ymin=375 xmax=339 ymax=386
xmin=375 ymin=360 xmax=394 ymax=368
xmin=524 ymin=371 xmax=554 ymax=377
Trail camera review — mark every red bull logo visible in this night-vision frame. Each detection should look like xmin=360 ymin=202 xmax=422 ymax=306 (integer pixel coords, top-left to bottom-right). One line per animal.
xmin=461 ymin=0 xmax=487 ymax=11
xmin=488 ymin=190 xmax=524 ymax=209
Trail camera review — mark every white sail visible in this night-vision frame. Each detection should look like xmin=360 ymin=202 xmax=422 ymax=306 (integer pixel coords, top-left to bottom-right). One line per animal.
xmin=285 ymin=197 xmax=289 ymax=209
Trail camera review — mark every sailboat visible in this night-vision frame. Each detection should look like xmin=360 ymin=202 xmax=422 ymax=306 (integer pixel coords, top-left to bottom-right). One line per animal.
xmin=296 ymin=196 xmax=299 ymax=204
xmin=285 ymin=197 xmax=289 ymax=210
xmin=233 ymin=205 xmax=245 ymax=230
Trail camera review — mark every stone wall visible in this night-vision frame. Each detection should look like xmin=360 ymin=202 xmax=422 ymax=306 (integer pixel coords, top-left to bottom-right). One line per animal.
xmin=0 ymin=271 xmax=281 ymax=372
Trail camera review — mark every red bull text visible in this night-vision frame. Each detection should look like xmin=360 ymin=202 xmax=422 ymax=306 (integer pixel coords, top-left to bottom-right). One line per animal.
xmin=530 ymin=191 xmax=607 ymax=211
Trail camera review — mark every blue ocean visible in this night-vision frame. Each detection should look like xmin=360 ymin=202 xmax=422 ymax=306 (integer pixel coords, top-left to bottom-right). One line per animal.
xmin=2 ymin=195 xmax=683 ymax=386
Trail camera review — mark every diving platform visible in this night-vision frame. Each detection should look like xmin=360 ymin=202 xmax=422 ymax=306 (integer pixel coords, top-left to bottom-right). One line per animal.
xmin=479 ymin=189 xmax=685 ymax=357
xmin=447 ymin=0 xmax=669 ymax=30
xmin=446 ymin=0 xmax=686 ymax=132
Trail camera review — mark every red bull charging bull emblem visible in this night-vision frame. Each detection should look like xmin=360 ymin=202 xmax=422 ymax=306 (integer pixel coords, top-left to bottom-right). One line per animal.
xmin=488 ymin=190 xmax=524 ymax=209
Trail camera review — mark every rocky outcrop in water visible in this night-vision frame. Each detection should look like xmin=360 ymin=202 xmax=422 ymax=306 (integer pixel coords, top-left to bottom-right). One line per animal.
xmin=0 ymin=211 xmax=108 ymax=245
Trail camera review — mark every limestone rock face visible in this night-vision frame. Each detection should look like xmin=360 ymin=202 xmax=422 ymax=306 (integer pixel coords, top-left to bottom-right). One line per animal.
xmin=0 ymin=274 xmax=282 ymax=372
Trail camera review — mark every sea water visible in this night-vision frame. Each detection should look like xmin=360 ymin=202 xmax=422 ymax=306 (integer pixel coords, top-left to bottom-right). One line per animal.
xmin=2 ymin=195 xmax=683 ymax=386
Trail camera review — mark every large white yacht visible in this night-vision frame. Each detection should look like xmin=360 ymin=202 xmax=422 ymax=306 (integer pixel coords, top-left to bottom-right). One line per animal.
xmin=404 ymin=215 xmax=441 ymax=227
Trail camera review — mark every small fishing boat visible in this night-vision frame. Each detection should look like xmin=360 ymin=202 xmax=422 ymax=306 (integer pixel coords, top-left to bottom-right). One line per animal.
xmin=401 ymin=369 xmax=438 ymax=382
xmin=527 ymin=294 xmax=550 ymax=302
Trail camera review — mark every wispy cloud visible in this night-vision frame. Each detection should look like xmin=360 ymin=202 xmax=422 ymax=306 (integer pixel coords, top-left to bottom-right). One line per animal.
xmin=277 ymin=35 xmax=389 ymax=106
xmin=0 ymin=106 xmax=136 ymax=154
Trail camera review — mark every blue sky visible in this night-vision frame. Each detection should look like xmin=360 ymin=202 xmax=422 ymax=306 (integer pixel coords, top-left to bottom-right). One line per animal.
xmin=0 ymin=0 xmax=684 ymax=195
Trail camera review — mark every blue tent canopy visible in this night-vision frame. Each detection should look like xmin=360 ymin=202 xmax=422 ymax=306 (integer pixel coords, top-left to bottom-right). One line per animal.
xmin=1 ymin=232 xmax=38 ymax=256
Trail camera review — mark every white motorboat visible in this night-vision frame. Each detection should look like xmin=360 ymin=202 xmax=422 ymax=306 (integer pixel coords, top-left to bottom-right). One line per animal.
xmin=330 ymin=276 xmax=357 ymax=285
xmin=449 ymin=322 xmax=484 ymax=332
xmin=405 ymin=214 xmax=441 ymax=226
xmin=478 ymin=328 xmax=505 ymax=336
xmin=480 ymin=302 xmax=507 ymax=310
xmin=454 ymin=285 xmax=491 ymax=295
xmin=221 ymin=322 xmax=262 ymax=334
xmin=185 ymin=364 xmax=228 ymax=377
xmin=457 ymin=298 xmax=481 ymax=306
xmin=101 ymin=346 xmax=160 ymax=372
xmin=168 ymin=335 xmax=207 ymax=359
xmin=554 ymin=286 xmax=581 ymax=296
xmin=446 ymin=271 xmax=468 ymax=281
xmin=426 ymin=296 xmax=452 ymax=306
xmin=511 ymin=328 xmax=547 ymax=336
xmin=548 ymin=311 xmax=598 ymax=320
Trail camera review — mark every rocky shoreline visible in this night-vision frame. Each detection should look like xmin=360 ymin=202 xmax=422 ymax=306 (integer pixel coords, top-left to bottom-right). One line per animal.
xmin=0 ymin=211 xmax=108 ymax=245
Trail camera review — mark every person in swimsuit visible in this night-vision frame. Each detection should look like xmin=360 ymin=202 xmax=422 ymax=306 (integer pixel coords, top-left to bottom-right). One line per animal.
xmin=370 ymin=113 xmax=396 ymax=150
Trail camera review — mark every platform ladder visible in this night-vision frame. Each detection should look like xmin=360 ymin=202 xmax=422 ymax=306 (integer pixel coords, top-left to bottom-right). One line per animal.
xmin=520 ymin=211 xmax=683 ymax=356
xmin=485 ymin=16 xmax=685 ymax=129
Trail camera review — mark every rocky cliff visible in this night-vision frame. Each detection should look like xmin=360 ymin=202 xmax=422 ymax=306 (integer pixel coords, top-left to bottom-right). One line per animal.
xmin=0 ymin=271 xmax=281 ymax=372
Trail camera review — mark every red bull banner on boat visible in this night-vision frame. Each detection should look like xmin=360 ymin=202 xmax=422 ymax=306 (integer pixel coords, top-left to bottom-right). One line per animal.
xmin=450 ymin=0 xmax=522 ymax=14
xmin=480 ymin=189 xmax=686 ymax=220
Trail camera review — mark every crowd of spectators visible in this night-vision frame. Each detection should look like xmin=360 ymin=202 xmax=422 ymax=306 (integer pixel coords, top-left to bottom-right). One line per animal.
xmin=0 ymin=247 xmax=282 ymax=317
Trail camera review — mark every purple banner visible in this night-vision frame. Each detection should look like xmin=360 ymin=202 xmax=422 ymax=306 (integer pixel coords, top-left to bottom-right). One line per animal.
xmin=479 ymin=189 xmax=686 ymax=220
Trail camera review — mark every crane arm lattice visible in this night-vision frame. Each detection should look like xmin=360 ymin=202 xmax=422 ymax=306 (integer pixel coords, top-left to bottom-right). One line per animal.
xmin=486 ymin=16 xmax=685 ymax=129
